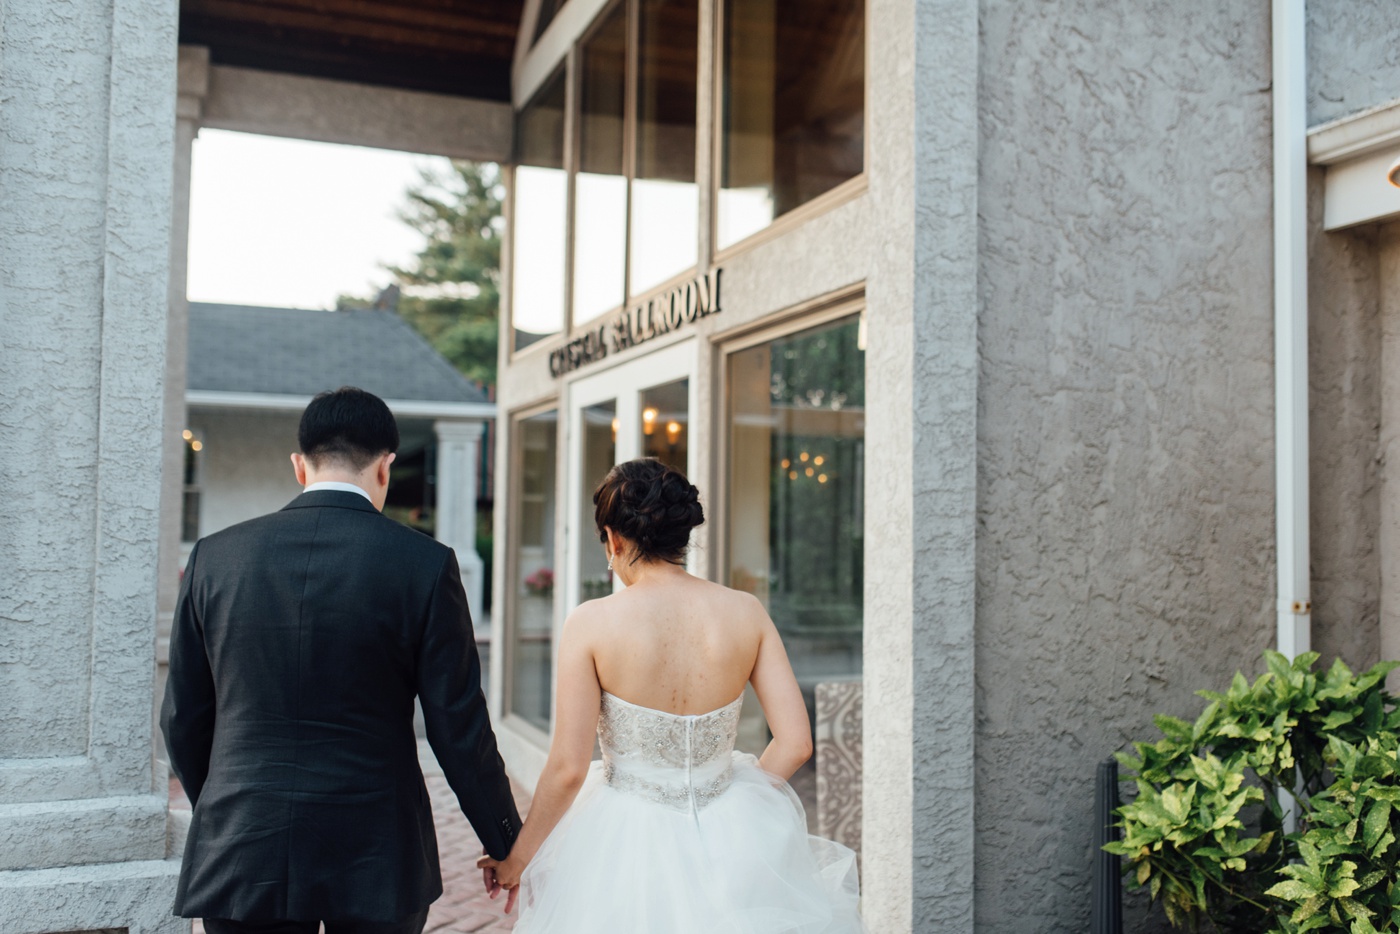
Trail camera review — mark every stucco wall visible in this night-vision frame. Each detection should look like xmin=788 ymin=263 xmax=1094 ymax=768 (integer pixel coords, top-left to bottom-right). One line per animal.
xmin=1308 ymin=168 xmax=1382 ymax=670
xmin=0 ymin=0 xmax=185 ymax=926
xmin=1 ymin=0 xmax=122 ymax=758
xmin=189 ymin=410 xmax=305 ymax=535
xmin=975 ymin=2 xmax=1276 ymax=930
xmin=1308 ymin=0 xmax=1400 ymax=126
xmin=885 ymin=0 xmax=982 ymax=928
xmin=0 ymin=0 xmax=177 ymax=793
xmin=1380 ymin=226 xmax=1400 ymax=683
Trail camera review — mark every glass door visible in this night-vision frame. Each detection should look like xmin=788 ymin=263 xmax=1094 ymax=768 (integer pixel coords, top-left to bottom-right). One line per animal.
xmin=566 ymin=340 xmax=698 ymax=613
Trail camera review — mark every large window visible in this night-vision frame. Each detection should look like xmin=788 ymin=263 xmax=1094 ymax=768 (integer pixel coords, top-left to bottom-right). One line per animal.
xmin=726 ymin=312 xmax=864 ymax=818
xmin=508 ymin=409 xmax=559 ymax=732
xmin=630 ymin=0 xmax=699 ymax=295
xmin=511 ymin=0 xmax=866 ymax=351
xmin=718 ymin=0 xmax=865 ymax=249
xmin=512 ymin=69 xmax=569 ymax=352
xmin=572 ymin=5 xmax=628 ymax=322
xmin=512 ymin=0 xmax=700 ymax=345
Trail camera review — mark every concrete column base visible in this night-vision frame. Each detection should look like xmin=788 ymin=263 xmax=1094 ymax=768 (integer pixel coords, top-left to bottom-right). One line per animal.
xmin=0 ymin=796 xmax=169 ymax=871
xmin=0 ymin=858 xmax=185 ymax=934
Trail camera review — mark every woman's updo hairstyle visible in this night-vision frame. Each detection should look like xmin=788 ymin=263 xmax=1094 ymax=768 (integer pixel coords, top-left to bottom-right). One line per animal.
xmin=593 ymin=458 xmax=704 ymax=564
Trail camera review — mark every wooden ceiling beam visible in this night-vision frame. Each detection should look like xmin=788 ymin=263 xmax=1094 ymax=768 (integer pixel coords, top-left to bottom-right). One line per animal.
xmin=182 ymin=0 xmax=519 ymax=37
xmin=179 ymin=21 xmax=513 ymax=99
xmin=182 ymin=2 xmax=514 ymax=56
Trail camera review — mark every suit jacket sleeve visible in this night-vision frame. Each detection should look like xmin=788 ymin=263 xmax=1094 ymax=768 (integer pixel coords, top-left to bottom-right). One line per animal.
xmin=160 ymin=541 xmax=216 ymax=807
xmin=417 ymin=549 xmax=522 ymax=858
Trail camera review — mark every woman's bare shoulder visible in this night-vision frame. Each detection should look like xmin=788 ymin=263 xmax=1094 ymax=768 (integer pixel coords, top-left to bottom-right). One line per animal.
xmin=561 ymin=593 xmax=617 ymax=640
xmin=690 ymin=578 xmax=771 ymax=629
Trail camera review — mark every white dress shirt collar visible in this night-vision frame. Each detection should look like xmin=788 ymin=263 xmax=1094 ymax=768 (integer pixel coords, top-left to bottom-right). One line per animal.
xmin=303 ymin=480 xmax=373 ymax=503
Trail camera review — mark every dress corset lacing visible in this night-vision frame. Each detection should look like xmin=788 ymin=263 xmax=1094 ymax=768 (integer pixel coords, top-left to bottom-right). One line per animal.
xmin=597 ymin=692 xmax=744 ymax=816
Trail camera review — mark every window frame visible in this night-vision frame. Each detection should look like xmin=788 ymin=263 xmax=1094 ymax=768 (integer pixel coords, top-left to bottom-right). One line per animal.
xmin=507 ymin=62 xmax=574 ymax=362
xmin=508 ymin=0 xmax=869 ymax=361
xmin=708 ymin=0 xmax=871 ymax=263
xmin=500 ymin=397 xmax=565 ymax=745
xmin=567 ymin=0 xmax=633 ymax=330
xmin=711 ymin=285 xmax=866 ymax=590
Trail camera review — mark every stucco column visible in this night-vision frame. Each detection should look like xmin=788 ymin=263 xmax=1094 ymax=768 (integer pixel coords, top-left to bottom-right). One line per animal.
xmin=1380 ymin=224 xmax=1400 ymax=687
xmin=0 ymin=0 xmax=184 ymax=929
xmin=156 ymin=45 xmax=210 ymax=727
xmin=435 ymin=419 xmax=487 ymax=621
xmin=865 ymin=0 xmax=980 ymax=929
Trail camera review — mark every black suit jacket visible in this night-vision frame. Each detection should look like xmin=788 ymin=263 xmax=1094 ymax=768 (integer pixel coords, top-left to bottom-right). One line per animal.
xmin=161 ymin=490 xmax=520 ymax=923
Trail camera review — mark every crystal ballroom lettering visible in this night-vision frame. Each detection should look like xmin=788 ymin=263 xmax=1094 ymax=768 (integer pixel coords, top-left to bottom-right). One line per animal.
xmin=549 ymin=269 xmax=722 ymax=377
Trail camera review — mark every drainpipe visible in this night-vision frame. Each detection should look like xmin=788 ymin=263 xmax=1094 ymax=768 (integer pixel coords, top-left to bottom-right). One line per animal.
xmin=1273 ymin=0 xmax=1311 ymax=663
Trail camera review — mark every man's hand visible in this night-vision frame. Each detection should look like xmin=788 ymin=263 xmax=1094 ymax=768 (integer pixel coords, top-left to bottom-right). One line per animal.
xmin=477 ymin=853 xmax=522 ymax=914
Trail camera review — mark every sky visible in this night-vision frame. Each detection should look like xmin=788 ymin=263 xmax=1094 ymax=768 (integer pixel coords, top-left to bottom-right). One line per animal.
xmin=186 ymin=130 xmax=452 ymax=310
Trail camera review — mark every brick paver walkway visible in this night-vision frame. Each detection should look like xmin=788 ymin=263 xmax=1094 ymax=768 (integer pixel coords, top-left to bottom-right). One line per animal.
xmin=422 ymin=767 xmax=526 ymax=934
xmin=171 ymin=741 xmax=529 ymax=934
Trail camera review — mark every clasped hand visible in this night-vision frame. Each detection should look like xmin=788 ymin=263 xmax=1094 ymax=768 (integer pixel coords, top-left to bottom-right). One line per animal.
xmin=478 ymin=849 xmax=525 ymax=914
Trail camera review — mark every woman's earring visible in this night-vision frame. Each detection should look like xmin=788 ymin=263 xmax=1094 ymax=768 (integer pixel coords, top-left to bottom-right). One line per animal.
xmin=606 ymin=551 xmax=615 ymax=572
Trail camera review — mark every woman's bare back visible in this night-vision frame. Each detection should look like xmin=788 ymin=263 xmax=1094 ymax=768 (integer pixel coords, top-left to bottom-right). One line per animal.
xmin=580 ymin=571 xmax=765 ymax=715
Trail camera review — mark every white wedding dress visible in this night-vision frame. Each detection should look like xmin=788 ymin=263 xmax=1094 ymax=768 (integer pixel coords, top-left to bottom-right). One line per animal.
xmin=513 ymin=691 xmax=864 ymax=933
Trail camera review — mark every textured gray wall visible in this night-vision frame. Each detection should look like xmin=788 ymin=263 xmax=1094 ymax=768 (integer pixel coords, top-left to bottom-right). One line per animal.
xmin=865 ymin=0 xmax=981 ymax=927
xmin=975 ymin=1 xmax=1276 ymax=930
xmin=1308 ymin=168 xmax=1382 ymax=670
xmin=909 ymin=0 xmax=981 ymax=929
xmin=0 ymin=0 xmax=185 ymax=927
xmin=1380 ymin=228 xmax=1400 ymax=681
xmin=0 ymin=0 xmax=176 ymax=789
xmin=0 ymin=0 xmax=118 ymax=758
xmin=1308 ymin=0 xmax=1400 ymax=126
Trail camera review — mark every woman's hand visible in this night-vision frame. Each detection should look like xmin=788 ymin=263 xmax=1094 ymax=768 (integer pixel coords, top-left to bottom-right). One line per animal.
xmin=477 ymin=852 xmax=526 ymax=913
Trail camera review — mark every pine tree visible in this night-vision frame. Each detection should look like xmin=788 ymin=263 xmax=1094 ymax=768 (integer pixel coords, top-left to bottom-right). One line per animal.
xmin=342 ymin=161 xmax=503 ymax=386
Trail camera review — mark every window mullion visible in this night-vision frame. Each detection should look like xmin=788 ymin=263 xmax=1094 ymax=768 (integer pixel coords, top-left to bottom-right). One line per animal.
xmin=622 ymin=0 xmax=639 ymax=305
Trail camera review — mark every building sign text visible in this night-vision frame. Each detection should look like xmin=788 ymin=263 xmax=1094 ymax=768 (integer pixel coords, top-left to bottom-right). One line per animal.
xmin=548 ymin=269 xmax=722 ymax=378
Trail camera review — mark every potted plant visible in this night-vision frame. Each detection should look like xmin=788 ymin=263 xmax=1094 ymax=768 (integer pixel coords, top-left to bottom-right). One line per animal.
xmin=523 ymin=567 xmax=554 ymax=597
xmin=1108 ymin=651 xmax=1400 ymax=932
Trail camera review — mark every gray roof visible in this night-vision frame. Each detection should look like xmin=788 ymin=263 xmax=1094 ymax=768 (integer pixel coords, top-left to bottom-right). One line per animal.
xmin=187 ymin=303 xmax=489 ymax=405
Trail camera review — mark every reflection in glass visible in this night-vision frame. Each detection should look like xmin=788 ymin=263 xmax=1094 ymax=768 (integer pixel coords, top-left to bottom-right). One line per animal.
xmin=630 ymin=0 xmax=699 ymax=295
xmin=726 ymin=314 xmax=864 ymax=824
xmin=719 ymin=0 xmax=865 ymax=248
xmin=579 ymin=400 xmax=618 ymax=604
xmin=510 ymin=410 xmax=559 ymax=732
xmin=513 ymin=69 xmax=568 ymax=351
xmin=639 ymin=379 xmax=689 ymax=471
xmin=573 ymin=6 xmax=628 ymax=323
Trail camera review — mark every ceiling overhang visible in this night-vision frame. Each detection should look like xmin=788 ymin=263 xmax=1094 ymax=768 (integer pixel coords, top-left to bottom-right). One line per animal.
xmin=179 ymin=0 xmax=526 ymax=102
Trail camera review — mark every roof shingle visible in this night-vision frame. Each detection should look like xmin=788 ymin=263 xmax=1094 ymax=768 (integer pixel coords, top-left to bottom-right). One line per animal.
xmin=187 ymin=302 xmax=489 ymax=405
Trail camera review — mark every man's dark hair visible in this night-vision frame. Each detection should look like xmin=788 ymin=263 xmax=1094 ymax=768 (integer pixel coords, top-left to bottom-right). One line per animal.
xmin=298 ymin=387 xmax=399 ymax=471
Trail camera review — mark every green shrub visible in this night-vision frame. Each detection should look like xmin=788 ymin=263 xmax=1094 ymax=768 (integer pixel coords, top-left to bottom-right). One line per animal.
xmin=1108 ymin=651 xmax=1399 ymax=932
xmin=1266 ymin=734 xmax=1400 ymax=933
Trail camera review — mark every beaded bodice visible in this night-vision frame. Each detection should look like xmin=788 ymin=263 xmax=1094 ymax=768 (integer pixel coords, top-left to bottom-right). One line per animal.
xmin=598 ymin=691 xmax=743 ymax=813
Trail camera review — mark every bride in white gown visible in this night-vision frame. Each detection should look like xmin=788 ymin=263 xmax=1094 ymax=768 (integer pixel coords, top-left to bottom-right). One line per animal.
xmin=478 ymin=459 xmax=864 ymax=933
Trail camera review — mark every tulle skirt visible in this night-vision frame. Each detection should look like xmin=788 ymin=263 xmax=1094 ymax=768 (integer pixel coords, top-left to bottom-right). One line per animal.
xmin=514 ymin=752 xmax=864 ymax=933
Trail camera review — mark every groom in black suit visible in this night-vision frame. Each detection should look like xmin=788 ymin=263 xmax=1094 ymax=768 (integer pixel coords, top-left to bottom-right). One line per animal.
xmin=162 ymin=386 xmax=520 ymax=934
